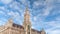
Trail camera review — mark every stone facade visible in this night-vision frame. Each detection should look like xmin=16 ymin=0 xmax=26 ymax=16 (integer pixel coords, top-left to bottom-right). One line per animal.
xmin=0 ymin=7 xmax=46 ymax=34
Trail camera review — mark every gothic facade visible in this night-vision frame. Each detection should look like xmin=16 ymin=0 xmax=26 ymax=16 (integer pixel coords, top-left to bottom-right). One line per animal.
xmin=0 ymin=7 xmax=46 ymax=34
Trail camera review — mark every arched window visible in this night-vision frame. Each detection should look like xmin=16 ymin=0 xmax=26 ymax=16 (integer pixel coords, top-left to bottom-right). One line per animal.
xmin=28 ymin=25 xmax=30 ymax=31
xmin=28 ymin=25 xmax=30 ymax=34
xmin=28 ymin=32 xmax=30 ymax=34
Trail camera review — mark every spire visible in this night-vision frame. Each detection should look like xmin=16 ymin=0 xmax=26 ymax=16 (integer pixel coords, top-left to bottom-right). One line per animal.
xmin=8 ymin=18 xmax=13 ymax=23
xmin=25 ymin=1 xmax=29 ymax=15
xmin=24 ymin=5 xmax=30 ymax=22
xmin=25 ymin=5 xmax=29 ymax=15
xmin=41 ymin=28 xmax=44 ymax=32
xmin=41 ymin=28 xmax=46 ymax=34
xmin=5 ymin=17 xmax=13 ymax=27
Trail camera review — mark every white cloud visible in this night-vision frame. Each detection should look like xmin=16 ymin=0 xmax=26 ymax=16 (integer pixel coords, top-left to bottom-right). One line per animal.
xmin=1 ymin=0 xmax=13 ymax=4
xmin=0 ymin=11 xmax=5 ymax=15
xmin=9 ymin=1 xmax=20 ymax=10
xmin=7 ymin=11 xmax=20 ymax=19
xmin=46 ymin=0 xmax=54 ymax=6
xmin=42 ymin=7 xmax=52 ymax=16
xmin=33 ymin=1 xmax=40 ymax=6
xmin=8 ymin=11 xmax=15 ymax=16
xmin=55 ymin=17 xmax=60 ymax=21
xmin=44 ymin=20 xmax=60 ymax=34
xmin=46 ymin=28 xmax=60 ymax=34
xmin=36 ymin=15 xmax=60 ymax=34
xmin=0 ymin=19 xmax=6 ymax=26
xmin=17 ymin=0 xmax=26 ymax=5
xmin=0 ymin=7 xmax=5 ymax=10
xmin=0 ymin=11 xmax=4 ymax=14
xmin=43 ymin=20 xmax=60 ymax=29
xmin=42 ymin=0 xmax=55 ymax=16
xmin=7 ymin=11 xmax=23 ymax=25
xmin=32 ymin=0 xmax=53 ymax=17
xmin=33 ymin=16 xmax=37 ymax=21
xmin=57 ymin=0 xmax=60 ymax=2
xmin=33 ymin=1 xmax=42 ymax=9
xmin=33 ymin=0 xmax=45 ymax=7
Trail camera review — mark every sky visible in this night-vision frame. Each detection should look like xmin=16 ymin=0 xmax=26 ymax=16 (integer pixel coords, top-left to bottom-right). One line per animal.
xmin=0 ymin=0 xmax=60 ymax=34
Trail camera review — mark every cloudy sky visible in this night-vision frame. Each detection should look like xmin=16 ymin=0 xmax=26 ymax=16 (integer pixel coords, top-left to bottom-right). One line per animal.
xmin=0 ymin=0 xmax=60 ymax=34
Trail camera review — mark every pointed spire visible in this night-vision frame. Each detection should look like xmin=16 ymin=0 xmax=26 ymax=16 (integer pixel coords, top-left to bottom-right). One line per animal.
xmin=25 ymin=5 xmax=29 ymax=15
xmin=5 ymin=17 xmax=13 ymax=27
xmin=41 ymin=28 xmax=46 ymax=34
xmin=41 ymin=28 xmax=44 ymax=31
xmin=24 ymin=3 xmax=30 ymax=21
xmin=25 ymin=1 xmax=30 ymax=14
xmin=8 ymin=17 xmax=13 ymax=23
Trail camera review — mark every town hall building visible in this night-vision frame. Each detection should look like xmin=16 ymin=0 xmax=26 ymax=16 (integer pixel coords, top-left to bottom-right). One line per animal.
xmin=0 ymin=7 xmax=46 ymax=34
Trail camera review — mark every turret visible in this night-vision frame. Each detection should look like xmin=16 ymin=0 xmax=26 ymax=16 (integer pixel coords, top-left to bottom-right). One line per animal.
xmin=5 ymin=18 xmax=13 ymax=27
xmin=40 ymin=28 xmax=46 ymax=34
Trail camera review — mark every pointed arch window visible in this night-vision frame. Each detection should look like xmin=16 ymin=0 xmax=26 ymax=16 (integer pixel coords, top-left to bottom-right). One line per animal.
xmin=28 ymin=25 xmax=30 ymax=34
xmin=28 ymin=32 xmax=30 ymax=34
xmin=28 ymin=25 xmax=30 ymax=31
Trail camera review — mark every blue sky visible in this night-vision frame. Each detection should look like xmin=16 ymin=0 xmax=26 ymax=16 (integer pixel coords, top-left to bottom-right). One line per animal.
xmin=0 ymin=0 xmax=60 ymax=34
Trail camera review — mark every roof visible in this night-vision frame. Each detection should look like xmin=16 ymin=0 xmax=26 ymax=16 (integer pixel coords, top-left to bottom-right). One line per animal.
xmin=32 ymin=29 xmax=40 ymax=33
xmin=12 ymin=23 xmax=40 ymax=33
xmin=13 ymin=23 xmax=24 ymax=29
